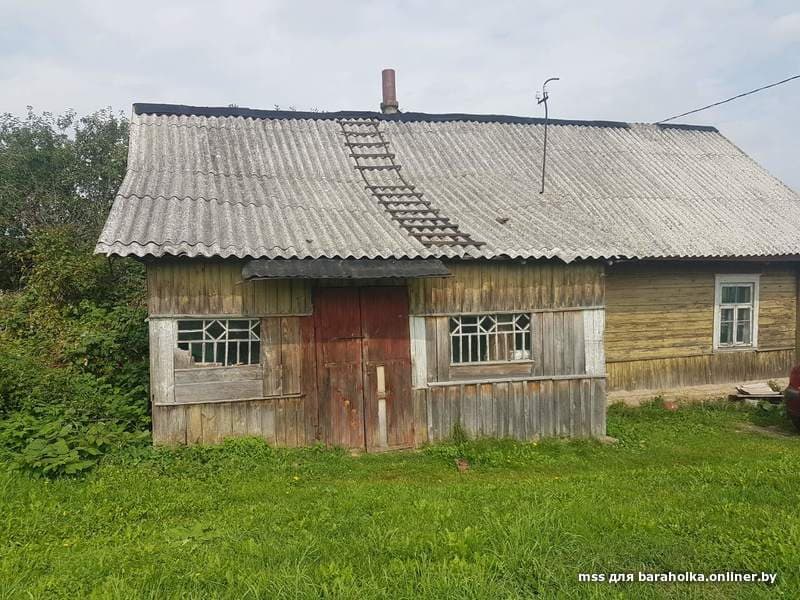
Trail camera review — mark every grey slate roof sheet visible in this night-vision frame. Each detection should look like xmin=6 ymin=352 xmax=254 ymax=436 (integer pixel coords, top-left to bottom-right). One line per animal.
xmin=96 ymin=105 xmax=800 ymax=262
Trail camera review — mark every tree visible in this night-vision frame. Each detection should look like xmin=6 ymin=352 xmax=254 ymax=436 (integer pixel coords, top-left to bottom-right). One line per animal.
xmin=0 ymin=108 xmax=128 ymax=289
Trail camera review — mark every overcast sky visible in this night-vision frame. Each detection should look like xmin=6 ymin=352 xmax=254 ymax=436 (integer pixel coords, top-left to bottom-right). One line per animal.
xmin=2 ymin=0 xmax=798 ymax=189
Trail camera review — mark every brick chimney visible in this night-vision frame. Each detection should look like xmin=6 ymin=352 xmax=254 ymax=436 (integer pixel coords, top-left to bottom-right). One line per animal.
xmin=380 ymin=69 xmax=399 ymax=114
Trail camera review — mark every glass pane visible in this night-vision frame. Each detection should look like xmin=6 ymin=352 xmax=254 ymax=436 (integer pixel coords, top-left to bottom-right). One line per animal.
xmin=177 ymin=330 xmax=203 ymax=341
xmin=227 ymin=342 xmax=239 ymax=365
xmin=451 ymin=336 xmax=461 ymax=363
xmin=736 ymin=321 xmax=751 ymax=345
xmin=239 ymin=343 xmax=250 ymax=365
xmin=251 ymin=341 xmax=260 ymax=363
xmin=516 ymin=314 xmax=530 ymax=329
xmin=449 ymin=317 xmax=459 ymax=333
xmin=205 ymin=320 xmax=225 ymax=339
xmin=462 ymin=321 xmax=478 ymax=334
xmin=496 ymin=319 xmax=514 ymax=332
xmin=477 ymin=335 xmax=488 ymax=362
xmin=737 ymin=307 xmax=751 ymax=322
xmin=736 ymin=285 xmax=751 ymax=304
xmin=720 ymin=308 xmax=734 ymax=321
xmin=719 ymin=322 xmax=732 ymax=345
xmin=228 ymin=319 xmax=250 ymax=329
xmin=178 ymin=320 xmax=201 ymax=331
xmin=721 ymin=286 xmax=737 ymax=304
xmin=190 ymin=344 xmax=204 ymax=363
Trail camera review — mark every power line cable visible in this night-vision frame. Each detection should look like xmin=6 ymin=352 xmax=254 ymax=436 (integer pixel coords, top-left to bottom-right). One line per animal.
xmin=655 ymin=74 xmax=800 ymax=124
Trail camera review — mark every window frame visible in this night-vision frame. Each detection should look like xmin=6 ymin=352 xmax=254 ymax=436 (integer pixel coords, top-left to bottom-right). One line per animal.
xmin=448 ymin=311 xmax=533 ymax=366
xmin=175 ymin=318 xmax=262 ymax=367
xmin=713 ymin=274 xmax=760 ymax=351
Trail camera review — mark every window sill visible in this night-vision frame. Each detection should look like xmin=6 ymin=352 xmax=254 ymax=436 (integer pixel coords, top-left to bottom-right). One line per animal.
xmin=713 ymin=346 xmax=757 ymax=353
xmin=156 ymin=393 xmax=304 ymax=407
xmin=449 ymin=359 xmax=534 ymax=367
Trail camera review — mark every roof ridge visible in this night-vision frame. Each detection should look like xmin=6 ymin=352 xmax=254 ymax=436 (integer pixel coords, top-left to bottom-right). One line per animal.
xmin=133 ymin=103 xmax=719 ymax=132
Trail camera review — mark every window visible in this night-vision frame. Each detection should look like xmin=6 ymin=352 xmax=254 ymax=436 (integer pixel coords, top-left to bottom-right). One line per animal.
xmin=714 ymin=275 xmax=759 ymax=350
xmin=177 ymin=319 xmax=261 ymax=366
xmin=449 ymin=313 xmax=531 ymax=364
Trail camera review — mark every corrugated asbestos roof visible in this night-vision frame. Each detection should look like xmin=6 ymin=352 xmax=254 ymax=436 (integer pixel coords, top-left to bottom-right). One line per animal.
xmin=96 ymin=103 xmax=800 ymax=262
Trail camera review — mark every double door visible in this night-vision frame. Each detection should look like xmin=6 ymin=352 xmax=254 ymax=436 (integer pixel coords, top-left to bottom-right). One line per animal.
xmin=313 ymin=286 xmax=413 ymax=451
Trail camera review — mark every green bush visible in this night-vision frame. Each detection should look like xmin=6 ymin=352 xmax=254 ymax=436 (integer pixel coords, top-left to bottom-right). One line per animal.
xmin=0 ymin=227 xmax=149 ymax=477
xmin=0 ymin=413 xmax=148 ymax=477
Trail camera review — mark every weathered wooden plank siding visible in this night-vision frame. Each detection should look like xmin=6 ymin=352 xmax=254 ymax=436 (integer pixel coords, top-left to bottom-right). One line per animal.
xmin=407 ymin=260 xmax=607 ymax=440
xmin=152 ymin=314 xmax=315 ymax=445
xmin=606 ymin=261 xmax=797 ymax=391
xmin=147 ymin=259 xmax=311 ymax=316
xmin=412 ymin=378 xmax=605 ymax=443
xmin=153 ymin=398 xmax=306 ymax=446
xmin=149 ymin=320 xmax=176 ymax=406
xmin=409 ymin=260 xmax=604 ymax=315
xmin=150 ymin=258 xmax=608 ymax=444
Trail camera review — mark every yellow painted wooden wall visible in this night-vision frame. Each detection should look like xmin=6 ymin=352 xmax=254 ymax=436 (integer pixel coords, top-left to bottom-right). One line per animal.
xmin=605 ymin=261 xmax=797 ymax=391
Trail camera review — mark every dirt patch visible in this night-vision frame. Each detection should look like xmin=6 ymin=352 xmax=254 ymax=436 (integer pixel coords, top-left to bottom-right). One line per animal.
xmin=608 ymin=378 xmax=789 ymax=407
xmin=735 ymin=423 xmax=797 ymax=439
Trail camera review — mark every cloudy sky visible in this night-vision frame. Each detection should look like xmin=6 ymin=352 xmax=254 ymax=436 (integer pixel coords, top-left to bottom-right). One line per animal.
xmin=2 ymin=0 xmax=798 ymax=188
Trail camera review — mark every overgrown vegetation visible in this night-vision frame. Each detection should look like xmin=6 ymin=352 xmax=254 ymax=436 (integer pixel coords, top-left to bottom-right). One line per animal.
xmin=0 ymin=108 xmax=149 ymax=476
xmin=1 ymin=402 xmax=798 ymax=598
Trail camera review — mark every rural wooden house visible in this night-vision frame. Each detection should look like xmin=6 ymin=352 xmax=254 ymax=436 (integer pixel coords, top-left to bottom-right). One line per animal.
xmin=97 ymin=72 xmax=800 ymax=449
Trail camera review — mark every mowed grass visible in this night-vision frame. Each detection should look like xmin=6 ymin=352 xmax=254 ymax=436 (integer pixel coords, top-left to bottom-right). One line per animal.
xmin=1 ymin=402 xmax=800 ymax=599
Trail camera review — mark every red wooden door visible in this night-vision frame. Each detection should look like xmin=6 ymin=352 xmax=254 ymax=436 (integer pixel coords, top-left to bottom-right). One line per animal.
xmin=313 ymin=288 xmax=365 ymax=449
xmin=313 ymin=286 xmax=413 ymax=451
xmin=361 ymin=287 xmax=414 ymax=450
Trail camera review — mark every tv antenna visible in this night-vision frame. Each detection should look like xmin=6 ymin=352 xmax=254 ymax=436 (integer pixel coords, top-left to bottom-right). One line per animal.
xmin=536 ymin=77 xmax=560 ymax=194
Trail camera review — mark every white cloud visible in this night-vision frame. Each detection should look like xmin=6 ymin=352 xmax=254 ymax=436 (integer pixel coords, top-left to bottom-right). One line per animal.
xmin=0 ymin=0 xmax=798 ymax=189
xmin=770 ymin=11 xmax=800 ymax=42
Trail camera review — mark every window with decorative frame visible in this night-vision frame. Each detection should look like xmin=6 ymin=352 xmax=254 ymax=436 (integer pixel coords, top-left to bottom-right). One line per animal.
xmin=449 ymin=313 xmax=532 ymax=365
xmin=176 ymin=319 xmax=261 ymax=366
xmin=713 ymin=274 xmax=759 ymax=350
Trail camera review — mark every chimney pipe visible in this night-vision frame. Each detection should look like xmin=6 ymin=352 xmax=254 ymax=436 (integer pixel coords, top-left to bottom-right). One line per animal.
xmin=380 ymin=69 xmax=399 ymax=114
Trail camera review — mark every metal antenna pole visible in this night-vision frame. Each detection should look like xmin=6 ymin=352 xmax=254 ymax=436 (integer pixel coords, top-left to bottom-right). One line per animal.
xmin=537 ymin=77 xmax=559 ymax=194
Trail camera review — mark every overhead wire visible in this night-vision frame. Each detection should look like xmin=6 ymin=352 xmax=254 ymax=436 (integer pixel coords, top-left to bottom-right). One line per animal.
xmin=655 ymin=74 xmax=800 ymax=124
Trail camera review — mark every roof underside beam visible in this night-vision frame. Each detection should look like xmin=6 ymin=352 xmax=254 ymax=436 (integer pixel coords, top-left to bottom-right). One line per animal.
xmin=241 ymin=258 xmax=451 ymax=280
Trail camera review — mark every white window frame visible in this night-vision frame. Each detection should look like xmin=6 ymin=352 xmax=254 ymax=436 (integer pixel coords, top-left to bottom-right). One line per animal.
xmin=713 ymin=274 xmax=760 ymax=351
xmin=449 ymin=312 xmax=532 ymax=365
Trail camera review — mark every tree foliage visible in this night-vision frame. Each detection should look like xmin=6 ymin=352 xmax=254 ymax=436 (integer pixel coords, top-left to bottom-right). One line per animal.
xmin=0 ymin=108 xmax=128 ymax=289
xmin=0 ymin=108 xmax=147 ymax=477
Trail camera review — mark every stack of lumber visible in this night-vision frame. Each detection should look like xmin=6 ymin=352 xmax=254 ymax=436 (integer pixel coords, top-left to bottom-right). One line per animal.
xmin=730 ymin=382 xmax=783 ymax=404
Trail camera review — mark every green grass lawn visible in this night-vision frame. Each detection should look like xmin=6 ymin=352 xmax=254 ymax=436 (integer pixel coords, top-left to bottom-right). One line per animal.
xmin=1 ymin=401 xmax=799 ymax=599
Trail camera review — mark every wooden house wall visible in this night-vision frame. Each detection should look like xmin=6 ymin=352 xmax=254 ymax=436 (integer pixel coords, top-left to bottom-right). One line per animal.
xmin=148 ymin=259 xmax=317 ymax=446
xmin=407 ymin=261 xmax=607 ymax=443
xmin=605 ymin=261 xmax=797 ymax=391
xmin=146 ymin=259 xmax=311 ymax=316
xmin=148 ymin=258 xmax=608 ymax=446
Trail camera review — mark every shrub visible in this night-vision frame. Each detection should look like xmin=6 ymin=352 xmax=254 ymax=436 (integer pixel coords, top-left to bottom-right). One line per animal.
xmin=0 ymin=227 xmax=149 ymax=477
xmin=0 ymin=413 xmax=148 ymax=477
